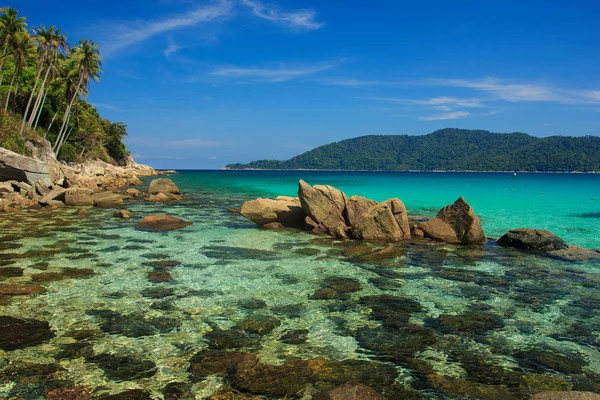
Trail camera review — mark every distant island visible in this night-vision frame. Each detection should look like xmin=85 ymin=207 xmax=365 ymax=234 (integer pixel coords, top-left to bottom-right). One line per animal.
xmin=225 ymin=128 xmax=600 ymax=172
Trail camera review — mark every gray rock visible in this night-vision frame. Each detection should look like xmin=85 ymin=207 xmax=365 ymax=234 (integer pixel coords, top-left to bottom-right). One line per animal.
xmin=497 ymin=228 xmax=568 ymax=251
xmin=0 ymin=147 xmax=53 ymax=186
xmin=148 ymin=178 xmax=180 ymax=195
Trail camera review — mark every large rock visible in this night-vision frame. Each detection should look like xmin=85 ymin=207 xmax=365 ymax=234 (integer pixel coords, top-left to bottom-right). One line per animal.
xmin=0 ymin=147 xmax=53 ymax=186
xmin=314 ymin=383 xmax=384 ymax=400
xmin=0 ymin=182 xmax=14 ymax=194
xmin=298 ymin=180 xmax=349 ymax=238
xmin=135 ymin=215 xmax=192 ymax=232
xmin=497 ymin=229 xmax=568 ymax=251
xmin=91 ymin=191 xmax=124 ymax=208
xmin=418 ymin=197 xmax=485 ymax=244
xmin=346 ymin=196 xmax=379 ymax=227
xmin=240 ymin=197 xmax=305 ymax=228
xmin=26 ymin=137 xmax=64 ymax=184
xmin=65 ymin=192 xmax=94 ymax=207
xmin=148 ymin=178 xmax=180 ymax=195
xmin=350 ymin=198 xmax=411 ymax=241
xmin=39 ymin=187 xmax=67 ymax=205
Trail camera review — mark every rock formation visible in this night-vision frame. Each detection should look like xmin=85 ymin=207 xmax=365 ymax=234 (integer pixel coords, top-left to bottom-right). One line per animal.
xmin=240 ymin=197 xmax=305 ymax=228
xmin=0 ymin=147 xmax=53 ymax=186
xmin=298 ymin=180 xmax=349 ymax=238
xmin=418 ymin=197 xmax=485 ymax=245
xmin=148 ymin=178 xmax=180 ymax=195
xmin=350 ymin=198 xmax=411 ymax=241
xmin=497 ymin=228 xmax=568 ymax=251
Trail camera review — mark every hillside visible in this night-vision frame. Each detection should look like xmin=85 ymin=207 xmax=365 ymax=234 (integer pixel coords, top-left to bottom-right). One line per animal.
xmin=226 ymin=129 xmax=600 ymax=172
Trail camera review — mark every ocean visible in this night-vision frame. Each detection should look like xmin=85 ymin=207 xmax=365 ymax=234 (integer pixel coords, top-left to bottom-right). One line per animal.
xmin=1 ymin=170 xmax=599 ymax=399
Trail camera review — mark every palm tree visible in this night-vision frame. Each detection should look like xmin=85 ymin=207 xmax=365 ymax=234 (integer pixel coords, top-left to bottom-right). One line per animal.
xmin=54 ymin=39 xmax=101 ymax=155
xmin=20 ymin=25 xmax=68 ymax=135
xmin=3 ymin=31 xmax=31 ymax=111
xmin=0 ymin=7 xmax=27 ymax=86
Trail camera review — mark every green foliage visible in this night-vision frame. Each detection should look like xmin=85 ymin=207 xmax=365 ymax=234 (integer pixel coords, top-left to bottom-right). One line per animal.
xmin=226 ymin=128 xmax=600 ymax=172
xmin=57 ymin=141 xmax=76 ymax=162
xmin=0 ymin=8 xmax=129 ymax=164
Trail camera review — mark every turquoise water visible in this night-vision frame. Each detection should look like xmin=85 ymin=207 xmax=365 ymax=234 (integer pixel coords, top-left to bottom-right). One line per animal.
xmin=178 ymin=171 xmax=600 ymax=248
xmin=0 ymin=171 xmax=599 ymax=399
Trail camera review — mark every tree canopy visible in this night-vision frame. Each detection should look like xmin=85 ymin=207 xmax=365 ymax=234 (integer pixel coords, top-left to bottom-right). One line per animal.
xmin=226 ymin=128 xmax=600 ymax=172
xmin=0 ymin=7 xmax=130 ymax=164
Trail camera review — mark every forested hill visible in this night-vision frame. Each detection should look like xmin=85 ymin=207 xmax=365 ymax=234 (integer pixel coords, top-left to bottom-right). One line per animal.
xmin=226 ymin=129 xmax=600 ymax=172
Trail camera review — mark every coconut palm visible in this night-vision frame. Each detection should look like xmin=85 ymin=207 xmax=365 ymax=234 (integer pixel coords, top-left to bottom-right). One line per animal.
xmin=3 ymin=31 xmax=31 ymax=111
xmin=54 ymin=39 xmax=101 ymax=155
xmin=0 ymin=7 xmax=27 ymax=86
xmin=20 ymin=25 xmax=68 ymax=135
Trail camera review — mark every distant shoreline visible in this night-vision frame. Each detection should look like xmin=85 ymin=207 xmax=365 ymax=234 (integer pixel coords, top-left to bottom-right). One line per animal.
xmin=219 ymin=168 xmax=600 ymax=174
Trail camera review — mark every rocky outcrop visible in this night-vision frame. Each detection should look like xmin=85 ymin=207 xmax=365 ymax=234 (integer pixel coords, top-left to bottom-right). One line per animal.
xmin=135 ymin=215 xmax=193 ymax=232
xmin=148 ymin=178 xmax=180 ymax=195
xmin=298 ymin=180 xmax=349 ymax=238
xmin=497 ymin=229 xmax=568 ymax=251
xmin=418 ymin=197 xmax=485 ymax=245
xmin=350 ymin=198 xmax=411 ymax=242
xmin=240 ymin=197 xmax=305 ymax=228
xmin=0 ymin=147 xmax=53 ymax=186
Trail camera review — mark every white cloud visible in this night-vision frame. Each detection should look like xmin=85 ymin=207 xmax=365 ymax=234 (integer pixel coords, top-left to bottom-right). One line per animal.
xmin=211 ymin=62 xmax=338 ymax=82
xmin=365 ymin=96 xmax=486 ymax=108
xmin=321 ymin=78 xmax=382 ymax=87
xmin=91 ymin=102 xmax=120 ymax=111
xmin=164 ymin=38 xmax=184 ymax=57
xmin=240 ymin=0 xmax=324 ymax=31
xmin=102 ymin=0 xmax=233 ymax=55
xmin=419 ymin=111 xmax=469 ymax=121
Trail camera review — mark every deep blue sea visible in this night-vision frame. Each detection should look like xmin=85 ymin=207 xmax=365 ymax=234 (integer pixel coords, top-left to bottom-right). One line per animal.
xmin=1 ymin=170 xmax=599 ymax=399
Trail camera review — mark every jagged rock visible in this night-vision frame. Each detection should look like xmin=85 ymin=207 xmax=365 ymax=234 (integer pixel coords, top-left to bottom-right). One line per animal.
xmin=0 ymin=182 xmax=14 ymax=194
xmin=314 ymin=383 xmax=385 ymax=400
xmin=148 ymin=178 xmax=180 ymax=195
xmin=418 ymin=197 xmax=485 ymax=244
xmin=529 ymin=392 xmax=600 ymax=400
xmin=346 ymin=196 xmax=379 ymax=227
xmin=0 ymin=147 xmax=53 ymax=186
xmin=135 ymin=215 xmax=193 ymax=232
xmin=126 ymin=188 xmax=142 ymax=197
xmin=39 ymin=187 xmax=67 ymax=204
xmin=65 ymin=192 xmax=94 ymax=207
xmin=497 ymin=229 xmax=568 ymax=251
xmin=114 ymin=210 xmax=134 ymax=219
xmin=298 ymin=180 xmax=349 ymax=238
xmin=240 ymin=197 xmax=305 ymax=228
xmin=350 ymin=198 xmax=411 ymax=241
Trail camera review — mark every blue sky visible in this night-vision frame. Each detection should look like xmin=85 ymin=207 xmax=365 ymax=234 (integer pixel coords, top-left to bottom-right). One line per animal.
xmin=13 ymin=0 xmax=600 ymax=169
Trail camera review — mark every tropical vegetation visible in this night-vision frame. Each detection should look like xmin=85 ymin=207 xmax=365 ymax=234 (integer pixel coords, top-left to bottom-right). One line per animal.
xmin=0 ymin=7 xmax=129 ymax=163
xmin=226 ymin=128 xmax=600 ymax=172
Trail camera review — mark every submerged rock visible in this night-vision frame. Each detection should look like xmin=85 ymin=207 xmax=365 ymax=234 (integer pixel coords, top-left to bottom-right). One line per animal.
xmin=135 ymin=214 xmax=193 ymax=231
xmin=45 ymin=386 xmax=92 ymax=400
xmin=188 ymin=350 xmax=257 ymax=380
xmin=237 ymin=316 xmax=281 ymax=335
xmin=114 ymin=209 xmax=134 ymax=219
xmin=0 ymin=316 xmax=55 ymax=350
xmin=418 ymin=196 xmax=485 ymax=244
xmin=426 ymin=313 xmax=504 ymax=335
xmin=313 ymin=382 xmax=384 ymax=400
xmin=498 ymin=228 xmax=568 ymax=251
xmin=529 ymin=392 xmax=600 ymax=400
xmin=0 ymin=283 xmax=46 ymax=295
xmin=97 ymin=389 xmax=153 ymax=400
xmin=86 ymin=353 xmax=156 ymax=381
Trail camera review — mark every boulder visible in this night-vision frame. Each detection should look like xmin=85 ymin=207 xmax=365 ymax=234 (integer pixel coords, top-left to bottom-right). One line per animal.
xmin=76 ymin=208 xmax=90 ymax=215
xmin=135 ymin=215 xmax=193 ymax=232
xmin=65 ymin=192 xmax=94 ymax=207
xmin=114 ymin=210 xmax=134 ymax=219
xmin=26 ymin=136 xmax=65 ymax=184
xmin=346 ymin=196 xmax=379 ymax=227
xmin=39 ymin=187 xmax=66 ymax=205
xmin=529 ymin=392 xmax=600 ymax=400
xmin=0 ymin=147 xmax=53 ymax=186
xmin=350 ymin=198 xmax=411 ymax=241
xmin=240 ymin=197 xmax=305 ymax=228
xmin=298 ymin=180 xmax=349 ymax=238
xmin=314 ymin=383 xmax=384 ymax=400
xmin=91 ymin=191 xmax=124 ymax=208
xmin=46 ymin=200 xmax=66 ymax=208
xmin=147 ymin=193 xmax=169 ymax=202
xmin=497 ymin=229 xmax=568 ymax=251
xmin=418 ymin=197 xmax=485 ymax=245
xmin=125 ymin=188 xmax=142 ymax=197
xmin=148 ymin=178 xmax=180 ymax=195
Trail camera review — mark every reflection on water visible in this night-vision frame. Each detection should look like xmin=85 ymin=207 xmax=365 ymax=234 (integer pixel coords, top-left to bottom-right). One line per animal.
xmin=0 ymin=187 xmax=599 ymax=399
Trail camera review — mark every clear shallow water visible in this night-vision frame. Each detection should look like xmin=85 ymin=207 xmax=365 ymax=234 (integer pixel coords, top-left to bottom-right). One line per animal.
xmin=0 ymin=171 xmax=599 ymax=399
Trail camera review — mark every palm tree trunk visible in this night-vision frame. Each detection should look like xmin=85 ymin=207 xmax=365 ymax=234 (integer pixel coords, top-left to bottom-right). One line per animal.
xmin=45 ymin=109 xmax=59 ymax=137
xmin=56 ymin=123 xmax=74 ymax=157
xmin=0 ymin=42 xmax=8 ymax=87
xmin=27 ymin=61 xmax=52 ymax=128
xmin=4 ymin=70 xmax=16 ymax=111
xmin=54 ymin=75 xmax=83 ymax=153
xmin=19 ymin=59 xmax=45 ymax=136
xmin=33 ymin=89 xmax=49 ymax=130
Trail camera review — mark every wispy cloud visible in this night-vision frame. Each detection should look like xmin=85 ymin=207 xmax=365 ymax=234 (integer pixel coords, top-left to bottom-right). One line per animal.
xmin=419 ymin=111 xmax=470 ymax=121
xmin=365 ymin=96 xmax=486 ymax=108
xmin=240 ymin=0 xmax=324 ymax=31
xmin=320 ymin=78 xmax=383 ymax=87
xmin=91 ymin=102 xmax=120 ymax=111
xmin=211 ymin=61 xmax=339 ymax=82
xmin=102 ymin=0 xmax=233 ymax=55
xmin=164 ymin=37 xmax=184 ymax=57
